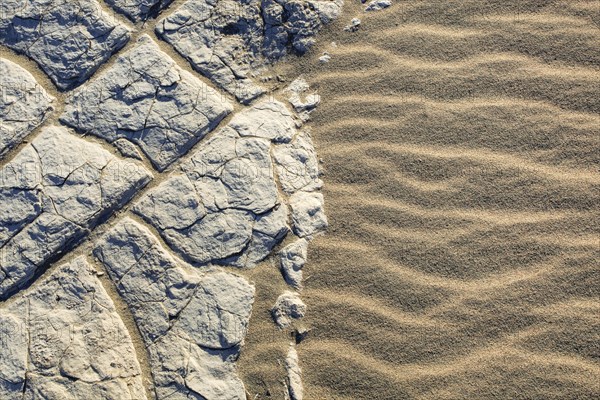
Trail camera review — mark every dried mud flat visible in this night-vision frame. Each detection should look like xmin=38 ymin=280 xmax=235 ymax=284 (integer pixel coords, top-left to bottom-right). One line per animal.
xmin=0 ymin=0 xmax=335 ymax=398
xmin=1 ymin=1 xmax=599 ymax=400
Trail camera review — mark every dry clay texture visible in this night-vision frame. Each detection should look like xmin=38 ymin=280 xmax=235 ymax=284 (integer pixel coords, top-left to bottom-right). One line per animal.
xmin=0 ymin=0 xmax=339 ymax=398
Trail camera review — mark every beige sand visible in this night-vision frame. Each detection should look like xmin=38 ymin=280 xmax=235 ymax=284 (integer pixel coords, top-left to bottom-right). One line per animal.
xmin=239 ymin=1 xmax=600 ymax=399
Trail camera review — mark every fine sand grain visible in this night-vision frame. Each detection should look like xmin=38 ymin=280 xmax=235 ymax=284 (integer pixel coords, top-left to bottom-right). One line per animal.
xmin=239 ymin=1 xmax=599 ymax=399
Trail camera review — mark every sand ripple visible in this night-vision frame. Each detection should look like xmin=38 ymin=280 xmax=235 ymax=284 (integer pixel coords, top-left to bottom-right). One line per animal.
xmin=240 ymin=0 xmax=600 ymax=400
xmin=240 ymin=1 xmax=599 ymax=398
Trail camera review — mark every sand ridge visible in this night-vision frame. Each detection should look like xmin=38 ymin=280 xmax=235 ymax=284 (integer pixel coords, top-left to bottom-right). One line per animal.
xmin=239 ymin=0 xmax=599 ymax=398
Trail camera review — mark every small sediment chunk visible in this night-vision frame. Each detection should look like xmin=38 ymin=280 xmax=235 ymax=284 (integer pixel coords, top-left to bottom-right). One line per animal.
xmin=61 ymin=35 xmax=233 ymax=171
xmin=0 ymin=0 xmax=131 ymax=90
xmin=272 ymin=291 xmax=307 ymax=328
xmin=319 ymin=53 xmax=332 ymax=63
xmin=284 ymin=77 xmax=321 ymax=121
xmin=289 ymin=191 xmax=328 ymax=237
xmin=365 ymin=0 xmax=391 ymax=11
xmin=0 ymin=126 xmax=152 ymax=299
xmin=279 ymin=239 xmax=309 ymax=290
xmin=0 ymin=59 xmax=54 ymax=160
xmin=94 ymin=219 xmax=254 ymax=399
xmin=294 ymin=327 xmax=311 ymax=344
xmin=285 ymin=345 xmax=303 ymax=400
xmin=344 ymin=18 xmax=361 ymax=32
xmin=0 ymin=257 xmax=146 ymax=399
xmin=273 ymin=130 xmax=323 ymax=194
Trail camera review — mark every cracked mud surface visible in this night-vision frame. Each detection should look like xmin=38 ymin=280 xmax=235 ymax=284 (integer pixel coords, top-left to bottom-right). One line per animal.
xmin=0 ymin=59 xmax=54 ymax=159
xmin=156 ymin=0 xmax=342 ymax=103
xmin=61 ymin=35 xmax=233 ymax=171
xmin=0 ymin=126 xmax=152 ymax=299
xmin=0 ymin=257 xmax=145 ymax=399
xmin=95 ymin=219 xmax=255 ymax=399
xmin=1 ymin=0 xmax=335 ymax=398
xmin=0 ymin=0 xmax=131 ymax=90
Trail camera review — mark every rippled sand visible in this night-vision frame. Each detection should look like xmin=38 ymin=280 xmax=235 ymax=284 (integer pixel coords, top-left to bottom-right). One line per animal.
xmin=239 ymin=1 xmax=599 ymax=399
